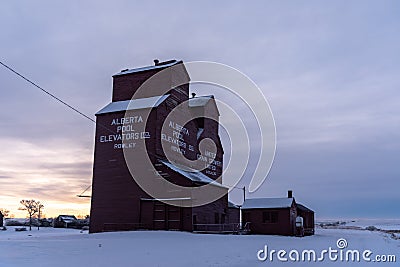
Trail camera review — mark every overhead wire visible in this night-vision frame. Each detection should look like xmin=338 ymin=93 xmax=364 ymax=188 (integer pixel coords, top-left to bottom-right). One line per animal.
xmin=0 ymin=60 xmax=115 ymax=197
xmin=0 ymin=60 xmax=115 ymax=134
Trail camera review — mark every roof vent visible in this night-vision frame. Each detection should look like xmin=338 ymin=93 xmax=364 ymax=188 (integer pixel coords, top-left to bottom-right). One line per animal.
xmin=191 ymin=93 xmax=196 ymax=98
xmin=120 ymin=69 xmax=129 ymax=72
xmin=154 ymin=59 xmax=160 ymax=66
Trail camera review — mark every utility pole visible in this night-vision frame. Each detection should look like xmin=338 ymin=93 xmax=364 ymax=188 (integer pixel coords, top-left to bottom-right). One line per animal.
xmin=239 ymin=186 xmax=246 ymax=231
xmin=37 ymin=202 xmax=44 ymax=231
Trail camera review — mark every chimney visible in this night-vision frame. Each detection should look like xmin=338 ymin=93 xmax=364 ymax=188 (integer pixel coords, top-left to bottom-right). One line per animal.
xmin=288 ymin=190 xmax=293 ymax=198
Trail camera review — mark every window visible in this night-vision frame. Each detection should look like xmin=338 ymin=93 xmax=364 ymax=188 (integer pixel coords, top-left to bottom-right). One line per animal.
xmin=263 ymin=211 xmax=278 ymax=223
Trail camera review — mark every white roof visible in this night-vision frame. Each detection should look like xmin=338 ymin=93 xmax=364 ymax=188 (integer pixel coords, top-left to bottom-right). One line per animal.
xmin=241 ymin=198 xmax=294 ymax=209
xmin=113 ymin=60 xmax=180 ymax=76
xmin=159 ymin=160 xmax=227 ymax=188
xmin=228 ymin=201 xmax=240 ymax=209
xmin=96 ymin=95 xmax=169 ymax=115
xmin=196 ymin=128 xmax=204 ymax=139
xmin=59 ymin=215 xmax=77 ymax=221
xmin=188 ymin=95 xmax=213 ymax=107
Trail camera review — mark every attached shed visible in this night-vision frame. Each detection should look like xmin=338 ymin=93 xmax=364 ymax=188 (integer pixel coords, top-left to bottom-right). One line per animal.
xmin=242 ymin=197 xmax=297 ymax=236
xmin=296 ymin=203 xmax=315 ymax=235
xmin=227 ymin=201 xmax=240 ymax=224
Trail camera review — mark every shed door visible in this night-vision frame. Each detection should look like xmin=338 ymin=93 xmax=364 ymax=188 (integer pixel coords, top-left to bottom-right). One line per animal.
xmin=153 ymin=202 xmax=166 ymax=230
xmin=167 ymin=206 xmax=181 ymax=230
xmin=151 ymin=201 xmax=182 ymax=230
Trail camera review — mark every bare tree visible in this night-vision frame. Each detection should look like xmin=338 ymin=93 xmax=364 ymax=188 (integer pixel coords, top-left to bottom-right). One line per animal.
xmin=19 ymin=200 xmax=40 ymax=231
xmin=0 ymin=208 xmax=10 ymax=218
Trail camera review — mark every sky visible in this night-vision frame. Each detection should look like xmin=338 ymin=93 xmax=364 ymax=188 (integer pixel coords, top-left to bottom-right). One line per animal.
xmin=0 ymin=1 xmax=399 ymax=219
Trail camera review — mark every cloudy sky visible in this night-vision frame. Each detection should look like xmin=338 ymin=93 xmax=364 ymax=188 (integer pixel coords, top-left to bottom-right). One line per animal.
xmin=1 ymin=1 xmax=399 ymax=218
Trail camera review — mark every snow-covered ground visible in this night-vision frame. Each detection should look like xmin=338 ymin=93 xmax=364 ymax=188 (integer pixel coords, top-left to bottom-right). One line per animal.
xmin=0 ymin=220 xmax=399 ymax=267
xmin=317 ymin=218 xmax=400 ymax=231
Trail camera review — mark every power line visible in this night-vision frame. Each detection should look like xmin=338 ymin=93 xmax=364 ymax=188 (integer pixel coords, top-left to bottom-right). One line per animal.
xmin=0 ymin=60 xmax=115 ymax=134
xmin=0 ymin=61 xmax=105 ymax=197
xmin=77 ymin=185 xmax=92 ymax=198
xmin=0 ymin=61 xmax=97 ymax=124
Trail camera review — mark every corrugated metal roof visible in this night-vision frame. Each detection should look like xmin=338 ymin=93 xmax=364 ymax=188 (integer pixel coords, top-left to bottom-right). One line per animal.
xmin=113 ymin=60 xmax=181 ymax=76
xmin=242 ymin=197 xmax=294 ymax=209
xmin=228 ymin=201 xmax=240 ymax=209
xmin=188 ymin=95 xmax=214 ymax=107
xmin=96 ymin=95 xmax=169 ymax=115
xmin=196 ymin=128 xmax=204 ymax=139
xmin=97 ymin=94 xmax=217 ymax=115
xmin=59 ymin=215 xmax=77 ymax=222
xmin=159 ymin=159 xmax=227 ymax=188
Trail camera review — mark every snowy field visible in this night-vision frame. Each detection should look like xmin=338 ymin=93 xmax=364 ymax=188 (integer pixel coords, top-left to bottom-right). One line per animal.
xmin=317 ymin=218 xmax=400 ymax=231
xmin=0 ymin=219 xmax=399 ymax=267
